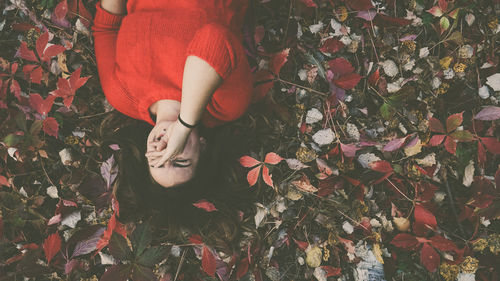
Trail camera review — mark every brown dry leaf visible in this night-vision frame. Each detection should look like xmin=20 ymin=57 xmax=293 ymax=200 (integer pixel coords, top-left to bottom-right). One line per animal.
xmin=292 ymin=175 xmax=318 ymax=193
xmin=58 ymin=53 xmax=70 ymax=79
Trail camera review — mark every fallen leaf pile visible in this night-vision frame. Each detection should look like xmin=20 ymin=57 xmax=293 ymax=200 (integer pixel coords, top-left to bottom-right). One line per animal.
xmin=0 ymin=0 xmax=499 ymax=280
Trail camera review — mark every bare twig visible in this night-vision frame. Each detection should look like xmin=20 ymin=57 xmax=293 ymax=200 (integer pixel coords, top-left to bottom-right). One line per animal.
xmin=174 ymin=248 xmax=187 ymax=281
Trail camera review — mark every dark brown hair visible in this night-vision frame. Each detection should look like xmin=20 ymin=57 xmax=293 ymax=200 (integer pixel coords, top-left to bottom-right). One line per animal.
xmin=97 ymin=111 xmax=255 ymax=252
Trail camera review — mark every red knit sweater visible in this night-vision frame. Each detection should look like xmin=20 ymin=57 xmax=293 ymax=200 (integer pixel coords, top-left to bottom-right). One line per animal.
xmin=91 ymin=0 xmax=253 ymax=127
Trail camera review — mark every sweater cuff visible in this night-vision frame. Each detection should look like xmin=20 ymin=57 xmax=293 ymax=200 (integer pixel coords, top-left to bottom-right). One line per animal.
xmin=93 ymin=1 xmax=126 ymax=29
xmin=186 ymin=23 xmax=238 ymax=80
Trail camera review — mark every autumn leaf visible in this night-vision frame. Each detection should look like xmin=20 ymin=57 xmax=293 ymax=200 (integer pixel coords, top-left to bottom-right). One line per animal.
xmin=239 ymin=152 xmax=282 ymax=187
xmin=390 ymin=233 xmax=419 ymax=250
xmin=50 ymin=66 xmax=90 ymax=108
xmin=264 ymin=152 xmax=283 ymax=164
xmin=414 ymin=204 xmax=437 ymax=228
xmin=202 ymin=245 xmax=216 ymax=276
xmin=192 ymin=199 xmax=218 ymax=212
xmin=420 ymin=243 xmax=440 ymax=272
xmin=328 ymin=58 xmax=354 ymax=76
xmin=43 ymin=232 xmax=62 ymax=264
xmin=43 ymin=117 xmax=59 ymax=139
xmin=29 ymin=93 xmax=56 ymax=116
xmin=333 ymin=72 xmax=362 ymax=90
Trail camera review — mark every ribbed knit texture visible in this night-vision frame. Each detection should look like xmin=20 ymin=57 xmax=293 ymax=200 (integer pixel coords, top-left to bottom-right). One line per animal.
xmin=91 ymin=0 xmax=252 ymax=127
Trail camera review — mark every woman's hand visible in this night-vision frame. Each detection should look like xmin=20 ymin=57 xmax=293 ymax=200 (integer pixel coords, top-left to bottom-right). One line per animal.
xmin=146 ymin=120 xmax=193 ymax=168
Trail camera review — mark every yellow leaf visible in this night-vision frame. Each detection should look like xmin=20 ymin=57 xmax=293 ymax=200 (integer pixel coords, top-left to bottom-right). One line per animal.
xmin=393 ymin=217 xmax=411 ymax=232
xmin=404 ymin=138 xmax=422 ymax=157
xmin=373 ymin=243 xmax=384 ymax=264
xmin=306 ymin=246 xmax=323 ymax=268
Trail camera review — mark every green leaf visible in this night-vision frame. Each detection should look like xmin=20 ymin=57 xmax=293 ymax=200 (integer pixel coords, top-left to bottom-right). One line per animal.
xmin=29 ymin=120 xmax=43 ymax=136
xmin=449 ymin=130 xmax=475 ymax=142
xmin=440 ymin=17 xmax=450 ymax=31
xmin=3 ymin=134 xmax=24 ymax=146
xmin=304 ymin=52 xmax=326 ymax=79
xmin=108 ymin=233 xmax=132 ymax=261
xmin=15 ymin=113 xmax=27 ymax=132
xmin=380 ymin=103 xmax=395 ymax=120
xmin=137 ymin=246 xmax=168 ymax=267
xmin=131 ymin=221 xmax=152 ymax=257
xmin=131 ymin=264 xmax=157 ymax=281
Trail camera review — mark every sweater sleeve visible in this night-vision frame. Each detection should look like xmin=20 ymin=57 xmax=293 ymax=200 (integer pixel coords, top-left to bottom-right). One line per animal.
xmin=185 ymin=23 xmax=239 ymax=80
xmin=91 ymin=1 xmax=141 ymax=120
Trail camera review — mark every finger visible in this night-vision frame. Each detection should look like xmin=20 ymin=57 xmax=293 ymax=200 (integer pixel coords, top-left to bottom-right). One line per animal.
xmin=145 ymin=151 xmax=165 ymax=157
xmin=153 ymin=152 xmax=173 ymax=168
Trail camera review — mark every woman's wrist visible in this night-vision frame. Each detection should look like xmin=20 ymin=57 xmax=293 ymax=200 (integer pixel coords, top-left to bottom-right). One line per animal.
xmin=177 ymin=114 xmax=198 ymax=129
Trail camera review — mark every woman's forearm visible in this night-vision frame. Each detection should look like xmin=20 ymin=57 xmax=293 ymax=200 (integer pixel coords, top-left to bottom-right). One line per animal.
xmin=100 ymin=0 xmax=127 ymax=15
xmin=179 ymin=55 xmax=223 ymax=126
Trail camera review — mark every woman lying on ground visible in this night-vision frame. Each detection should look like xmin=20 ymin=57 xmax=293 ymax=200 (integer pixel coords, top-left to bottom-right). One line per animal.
xmin=92 ymin=0 xmax=257 ymax=249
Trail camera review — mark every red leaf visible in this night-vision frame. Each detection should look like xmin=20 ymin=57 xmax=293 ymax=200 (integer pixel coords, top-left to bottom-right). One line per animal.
xmin=264 ymin=152 xmax=283 ymax=164
xmin=321 ymin=266 xmax=342 ymax=277
xmin=428 ymin=134 xmax=445 ymax=146
xmin=262 ymin=165 xmax=273 ymax=187
xmin=420 ymin=243 xmax=440 ymax=272
xmin=0 ymin=175 xmax=9 ymax=187
xmin=239 ymin=156 xmax=261 ymax=167
xmin=54 ymin=0 xmax=68 ymax=20
xmin=18 ymin=41 xmax=38 ymax=62
xmin=192 ymin=199 xmax=218 ymax=212
xmin=189 ymin=234 xmax=203 ymax=244
xmin=42 ymin=45 xmax=66 ymax=62
xmin=444 ymin=136 xmax=457 ymax=154
xmin=429 ymin=235 xmax=457 ymax=252
xmin=368 ymin=68 xmax=380 ymax=86
xmin=269 ymin=48 xmax=290 ymax=75
xmin=480 ymin=137 xmax=500 ymax=154
xmin=333 ymin=72 xmax=362 ymax=90
xmin=29 ymin=93 xmax=56 ymax=116
xmin=202 ymin=245 xmax=216 ymax=277
xmin=43 ymin=117 xmax=59 ymax=139
xmin=236 ymin=257 xmax=250 ymax=279
xmin=50 ymin=67 xmax=90 ymax=108
xmin=446 ymin=112 xmax=463 ymax=133
xmin=346 ymin=0 xmax=374 ymax=11
xmin=369 ymin=160 xmax=393 ymax=173
xmin=328 ymin=58 xmax=354 ymax=76
xmin=390 ymin=233 xmax=419 ymax=249
xmin=293 ymin=238 xmax=309 ymax=250
xmin=36 ymin=32 xmax=49 ymax=61
xmin=477 ymin=140 xmax=486 ymax=165
xmin=300 ymin=0 xmax=317 ymax=7
xmin=438 ymin=0 xmax=448 ymax=11
xmin=414 ymin=204 xmax=437 ymax=228
xmin=23 ymin=64 xmax=43 ymax=84
xmin=319 ymin=38 xmax=345 ymax=54
xmin=428 ymin=117 xmax=445 ymax=133
xmin=247 ymin=165 xmax=261 ymax=186
xmin=10 ymin=79 xmax=21 ymax=100
xmin=43 ymin=232 xmax=62 ymax=264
